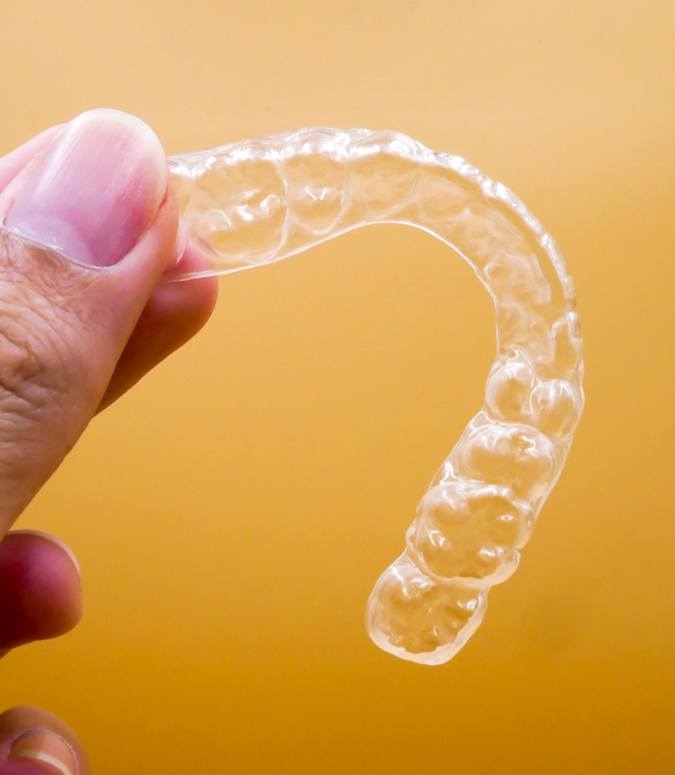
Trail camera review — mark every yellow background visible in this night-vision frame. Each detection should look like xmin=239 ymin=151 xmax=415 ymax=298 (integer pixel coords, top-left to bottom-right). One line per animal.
xmin=1 ymin=1 xmax=674 ymax=773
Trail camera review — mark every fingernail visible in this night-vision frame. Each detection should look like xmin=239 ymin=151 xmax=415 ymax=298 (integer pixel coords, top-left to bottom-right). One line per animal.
xmin=9 ymin=729 xmax=77 ymax=775
xmin=3 ymin=108 xmax=167 ymax=267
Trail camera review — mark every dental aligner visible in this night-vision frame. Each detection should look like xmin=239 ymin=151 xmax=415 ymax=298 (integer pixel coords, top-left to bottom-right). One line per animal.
xmin=168 ymin=128 xmax=584 ymax=665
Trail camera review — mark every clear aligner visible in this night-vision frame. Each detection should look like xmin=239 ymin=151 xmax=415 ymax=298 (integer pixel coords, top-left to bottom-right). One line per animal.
xmin=168 ymin=128 xmax=585 ymax=666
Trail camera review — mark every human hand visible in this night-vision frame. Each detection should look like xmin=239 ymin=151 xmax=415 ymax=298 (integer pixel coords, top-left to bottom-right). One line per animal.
xmin=0 ymin=109 xmax=218 ymax=774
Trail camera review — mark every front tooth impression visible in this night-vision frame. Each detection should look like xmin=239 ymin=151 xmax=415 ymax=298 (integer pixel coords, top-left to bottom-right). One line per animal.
xmin=168 ymin=128 xmax=585 ymax=665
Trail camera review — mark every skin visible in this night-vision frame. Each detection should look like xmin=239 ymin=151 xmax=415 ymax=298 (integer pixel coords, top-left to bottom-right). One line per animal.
xmin=0 ymin=112 xmax=218 ymax=774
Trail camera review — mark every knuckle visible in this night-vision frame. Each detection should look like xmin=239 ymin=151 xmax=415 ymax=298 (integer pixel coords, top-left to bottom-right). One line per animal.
xmin=0 ymin=280 xmax=77 ymax=423
xmin=0 ymin=236 xmax=100 ymax=424
xmin=0 ymin=237 xmax=101 ymax=518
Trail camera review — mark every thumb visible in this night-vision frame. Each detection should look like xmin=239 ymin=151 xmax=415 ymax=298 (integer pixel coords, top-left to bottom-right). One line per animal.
xmin=0 ymin=109 xmax=178 ymax=531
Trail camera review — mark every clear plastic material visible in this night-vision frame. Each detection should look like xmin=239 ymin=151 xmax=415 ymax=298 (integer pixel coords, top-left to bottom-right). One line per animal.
xmin=168 ymin=128 xmax=584 ymax=666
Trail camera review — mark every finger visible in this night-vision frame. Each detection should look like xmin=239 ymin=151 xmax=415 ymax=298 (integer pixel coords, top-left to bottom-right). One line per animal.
xmin=0 ymin=532 xmax=81 ymax=654
xmin=100 ymin=241 xmax=218 ymax=409
xmin=0 ymin=706 xmax=87 ymax=775
xmin=0 ymin=109 xmax=181 ymax=533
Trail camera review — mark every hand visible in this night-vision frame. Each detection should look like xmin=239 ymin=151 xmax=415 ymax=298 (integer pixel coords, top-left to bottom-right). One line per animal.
xmin=0 ymin=109 xmax=218 ymax=774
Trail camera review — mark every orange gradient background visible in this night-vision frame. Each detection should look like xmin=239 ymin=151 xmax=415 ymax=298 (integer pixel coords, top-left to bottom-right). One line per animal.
xmin=1 ymin=2 xmax=674 ymax=773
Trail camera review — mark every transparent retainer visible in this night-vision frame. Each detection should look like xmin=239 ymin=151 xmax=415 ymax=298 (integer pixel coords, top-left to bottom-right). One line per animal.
xmin=167 ymin=128 xmax=584 ymax=665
